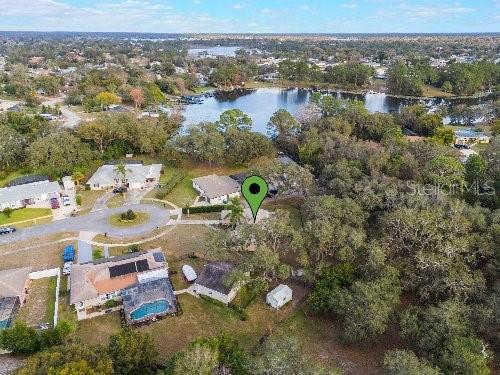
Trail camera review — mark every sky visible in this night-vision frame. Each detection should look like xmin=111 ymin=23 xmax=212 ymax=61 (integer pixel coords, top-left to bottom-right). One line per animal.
xmin=0 ymin=0 xmax=499 ymax=33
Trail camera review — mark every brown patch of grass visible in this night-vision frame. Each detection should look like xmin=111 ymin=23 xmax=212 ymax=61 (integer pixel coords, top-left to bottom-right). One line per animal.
xmin=75 ymin=312 xmax=123 ymax=346
xmin=16 ymin=278 xmax=56 ymax=326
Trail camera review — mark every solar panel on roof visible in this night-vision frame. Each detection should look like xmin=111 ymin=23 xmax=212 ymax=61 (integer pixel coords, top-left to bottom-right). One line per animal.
xmin=136 ymin=259 xmax=150 ymax=272
xmin=152 ymin=252 xmax=165 ymax=262
xmin=109 ymin=262 xmax=137 ymax=278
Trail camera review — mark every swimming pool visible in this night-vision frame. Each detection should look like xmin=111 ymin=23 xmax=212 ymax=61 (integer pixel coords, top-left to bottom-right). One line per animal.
xmin=130 ymin=300 xmax=169 ymax=321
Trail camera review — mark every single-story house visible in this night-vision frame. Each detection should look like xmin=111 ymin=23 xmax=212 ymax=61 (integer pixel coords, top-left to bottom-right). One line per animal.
xmin=86 ymin=163 xmax=162 ymax=191
xmin=266 ymin=284 xmax=292 ymax=309
xmin=0 ymin=180 xmax=60 ymax=210
xmin=192 ymin=262 xmax=239 ymax=305
xmin=70 ymin=249 xmax=170 ymax=320
xmin=0 ymin=267 xmax=31 ymax=330
xmin=0 ymin=267 xmax=31 ymax=303
xmin=454 ymin=129 xmax=490 ymax=146
xmin=192 ymin=175 xmax=240 ymax=205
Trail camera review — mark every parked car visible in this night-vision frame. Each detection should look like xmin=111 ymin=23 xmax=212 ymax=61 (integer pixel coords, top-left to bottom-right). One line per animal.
xmin=63 ymin=262 xmax=73 ymax=275
xmin=62 ymin=195 xmax=71 ymax=206
xmin=50 ymin=197 xmax=60 ymax=209
xmin=113 ymin=186 xmax=127 ymax=194
xmin=0 ymin=227 xmax=16 ymax=235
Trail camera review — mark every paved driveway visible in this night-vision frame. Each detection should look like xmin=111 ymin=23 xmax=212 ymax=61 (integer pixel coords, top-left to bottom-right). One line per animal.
xmin=41 ymin=96 xmax=81 ymax=128
xmin=0 ymin=204 xmax=170 ymax=245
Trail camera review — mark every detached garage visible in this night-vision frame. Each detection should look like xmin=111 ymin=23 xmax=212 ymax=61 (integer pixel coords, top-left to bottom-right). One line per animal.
xmin=266 ymin=284 xmax=292 ymax=309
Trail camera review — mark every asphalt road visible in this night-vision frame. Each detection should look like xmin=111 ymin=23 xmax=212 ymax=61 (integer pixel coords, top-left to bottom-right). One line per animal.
xmin=0 ymin=204 xmax=170 ymax=245
xmin=41 ymin=96 xmax=81 ymax=128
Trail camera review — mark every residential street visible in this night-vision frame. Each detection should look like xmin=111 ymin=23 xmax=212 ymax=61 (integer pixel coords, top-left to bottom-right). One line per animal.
xmin=41 ymin=96 xmax=81 ymax=128
xmin=0 ymin=204 xmax=170 ymax=245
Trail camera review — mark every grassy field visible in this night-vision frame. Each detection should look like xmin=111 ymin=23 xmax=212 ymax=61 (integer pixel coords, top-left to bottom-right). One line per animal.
xmin=0 ymin=208 xmax=52 ymax=226
xmin=106 ymin=193 xmax=125 ymax=208
xmin=274 ymin=306 xmax=403 ymax=375
xmin=108 ymin=212 xmax=150 ymax=227
xmin=262 ymin=197 xmax=304 ymax=229
xmin=16 ymin=277 xmax=57 ymax=326
xmin=148 ymin=161 xmax=250 ymax=207
xmin=74 ymin=293 xmax=294 ymax=362
xmin=76 ymin=189 xmax=105 ymax=214
xmin=0 ymin=170 xmax=25 ymax=188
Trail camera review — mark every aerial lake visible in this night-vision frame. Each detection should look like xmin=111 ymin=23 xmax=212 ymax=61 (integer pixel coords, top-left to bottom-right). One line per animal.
xmin=181 ymin=88 xmax=493 ymax=134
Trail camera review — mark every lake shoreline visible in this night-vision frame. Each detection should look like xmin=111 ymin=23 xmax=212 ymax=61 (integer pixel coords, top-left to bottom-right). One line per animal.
xmin=227 ymin=81 xmax=495 ymax=101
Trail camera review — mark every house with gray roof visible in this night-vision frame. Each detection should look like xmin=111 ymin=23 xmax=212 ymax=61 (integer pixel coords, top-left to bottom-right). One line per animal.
xmin=192 ymin=262 xmax=240 ymax=304
xmin=0 ymin=267 xmax=31 ymax=330
xmin=192 ymin=175 xmax=240 ymax=205
xmin=0 ymin=180 xmax=60 ymax=210
xmin=86 ymin=163 xmax=162 ymax=191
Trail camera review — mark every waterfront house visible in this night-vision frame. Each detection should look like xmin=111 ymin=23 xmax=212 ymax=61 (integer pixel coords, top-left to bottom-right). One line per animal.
xmin=192 ymin=175 xmax=240 ymax=205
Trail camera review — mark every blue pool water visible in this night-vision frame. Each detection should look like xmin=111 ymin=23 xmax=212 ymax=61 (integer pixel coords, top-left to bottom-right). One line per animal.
xmin=130 ymin=300 xmax=169 ymax=320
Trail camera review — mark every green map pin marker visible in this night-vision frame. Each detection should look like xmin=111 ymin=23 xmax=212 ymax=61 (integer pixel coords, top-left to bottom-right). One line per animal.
xmin=241 ymin=175 xmax=268 ymax=223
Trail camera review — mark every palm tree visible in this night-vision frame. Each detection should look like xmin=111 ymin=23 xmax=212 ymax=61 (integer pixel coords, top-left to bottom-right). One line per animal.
xmin=114 ymin=163 xmax=131 ymax=189
xmin=228 ymin=196 xmax=244 ymax=226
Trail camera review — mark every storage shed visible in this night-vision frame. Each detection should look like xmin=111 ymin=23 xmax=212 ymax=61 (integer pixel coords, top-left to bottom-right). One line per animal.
xmin=182 ymin=265 xmax=197 ymax=282
xmin=266 ymin=284 xmax=292 ymax=309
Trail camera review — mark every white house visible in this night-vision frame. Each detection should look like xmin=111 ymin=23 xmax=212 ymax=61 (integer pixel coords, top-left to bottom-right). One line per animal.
xmin=192 ymin=262 xmax=239 ymax=305
xmin=192 ymin=175 xmax=240 ymax=205
xmin=86 ymin=163 xmax=162 ymax=191
xmin=454 ymin=129 xmax=490 ymax=146
xmin=266 ymin=284 xmax=292 ymax=309
xmin=70 ymin=249 xmax=169 ymax=320
xmin=0 ymin=180 xmax=60 ymax=210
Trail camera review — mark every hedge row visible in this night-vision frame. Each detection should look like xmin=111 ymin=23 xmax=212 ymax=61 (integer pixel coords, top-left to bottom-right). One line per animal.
xmin=155 ymin=171 xmax=187 ymax=200
xmin=182 ymin=204 xmax=228 ymax=214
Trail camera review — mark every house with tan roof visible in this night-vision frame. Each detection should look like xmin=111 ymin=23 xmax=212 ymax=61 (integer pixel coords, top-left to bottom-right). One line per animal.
xmin=192 ymin=175 xmax=240 ymax=205
xmin=0 ymin=267 xmax=31 ymax=330
xmin=70 ymin=249 xmax=175 ymax=321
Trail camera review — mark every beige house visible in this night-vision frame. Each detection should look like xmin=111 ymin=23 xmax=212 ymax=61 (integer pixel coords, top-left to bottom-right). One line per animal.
xmin=192 ymin=175 xmax=240 ymax=205
xmin=0 ymin=267 xmax=31 ymax=303
xmin=86 ymin=163 xmax=162 ymax=191
xmin=70 ymin=250 xmax=169 ymax=320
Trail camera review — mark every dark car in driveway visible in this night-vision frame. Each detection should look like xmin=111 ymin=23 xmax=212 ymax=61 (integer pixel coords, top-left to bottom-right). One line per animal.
xmin=0 ymin=227 xmax=16 ymax=235
xmin=112 ymin=186 xmax=127 ymax=194
xmin=50 ymin=197 xmax=60 ymax=209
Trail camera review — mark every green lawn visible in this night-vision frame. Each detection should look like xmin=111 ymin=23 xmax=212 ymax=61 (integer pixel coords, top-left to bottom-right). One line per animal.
xmin=0 ymin=170 xmax=25 ymax=188
xmin=0 ymin=208 xmax=52 ymax=226
xmin=153 ymin=162 xmax=249 ymax=207
xmin=106 ymin=193 xmax=125 ymax=208
xmin=108 ymin=212 xmax=150 ymax=227
xmin=262 ymin=197 xmax=304 ymax=229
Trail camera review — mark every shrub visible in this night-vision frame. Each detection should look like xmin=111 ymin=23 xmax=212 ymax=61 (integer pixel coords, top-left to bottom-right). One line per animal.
xmin=2 ymin=207 xmax=13 ymax=218
xmin=128 ymin=244 xmax=140 ymax=253
xmin=155 ymin=171 xmax=186 ymax=200
xmin=120 ymin=209 xmax=136 ymax=221
xmin=75 ymin=195 xmax=82 ymax=206
xmin=182 ymin=205 xmax=228 ymax=214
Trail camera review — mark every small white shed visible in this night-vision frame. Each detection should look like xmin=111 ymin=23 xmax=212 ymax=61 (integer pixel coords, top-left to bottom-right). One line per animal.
xmin=266 ymin=284 xmax=292 ymax=309
xmin=182 ymin=265 xmax=197 ymax=282
xmin=62 ymin=176 xmax=75 ymax=190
